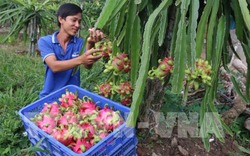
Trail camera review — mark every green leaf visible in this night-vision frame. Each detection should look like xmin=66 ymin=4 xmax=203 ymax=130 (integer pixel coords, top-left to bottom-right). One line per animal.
xmin=199 ymin=16 xmax=228 ymax=152
xmin=171 ymin=0 xmax=190 ymax=94
xmin=230 ymin=76 xmax=249 ymax=102
xmin=158 ymin=8 xmax=168 ymax=46
xmin=126 ymin=0 xmax=173 ymax=127
xmin=238 ymin=0 xmax=250 ymax=32
xmin=170 ymin=7 xmax=181 ymax=57
xmin=138 ymin=0 xmax=149 ymax=11
xmin=187 ymin=0 xmax=199 ymax=69
xmin=130 ymin=16 xmax=141 ymax=87
xmin=135 ymin=0 xmax=141 ymax=4
xmin=124 ymin=0 xmax=137 ymax=53
xmin=114 ymin=5 xmax=127 ymax=37
xmin=238 ymin=145 xmax=250 ymax=154
xmin=196 ymin=0 xmax=214 ymax=58
xmin=206 ymin=0 xmax=219 ymax=62
xmin=95 ymin=0 xmax=117 ymax=29
xmin=231 ymin=0 xmax=244 ymax=41
xmin=108 ymin=0 xmax=128 ymax=21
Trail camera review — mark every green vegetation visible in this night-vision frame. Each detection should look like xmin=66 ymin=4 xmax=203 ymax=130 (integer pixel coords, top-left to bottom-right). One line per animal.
xmin=0 ymin=49 xmax=43 ymax=155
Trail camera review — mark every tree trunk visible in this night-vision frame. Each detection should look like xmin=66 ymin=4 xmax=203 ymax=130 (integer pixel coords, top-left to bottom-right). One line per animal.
xmin=139 ymin=79 xmax=166 ymax=123
xmin=138 ymin=4 xmax=177 ymax=130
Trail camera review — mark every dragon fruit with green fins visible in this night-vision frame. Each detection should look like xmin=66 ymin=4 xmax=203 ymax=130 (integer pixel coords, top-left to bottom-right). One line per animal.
xmin=120 ymin=96 xmax=132 ymax=106
xmin=94 ymin=40 xmax=112 ymax=58
xmin=94 ymin=82 xmax=114 ymax=98
xmin=104 ymin=53 xmax=131 ymax=75
xmin=148 ymin=57 xmax=173 ymax=80
xmin=114 ymin=81 xmax=133 ymax=96
xmin=185 ymin=58 xmax=212 ymax=90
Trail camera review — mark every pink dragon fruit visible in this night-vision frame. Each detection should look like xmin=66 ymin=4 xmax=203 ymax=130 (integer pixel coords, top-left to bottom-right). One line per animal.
xmin=120 ymin=96 xmax=132 ymax=106
xmin=94 ymin=40 xmax=112 ymax=58
xmin=104 ymin=53 xmax=131 ymax=75
xmin=37 ymin=115 xmax=57 ymax=134
xmin=95 ymin=106 xmax=124 ymax=131
xmin=95 ymin=82 xmax=114 ymax=97
xmin=79 ymin=97 xmax=99 ymax=117
xmin=148 ymin=57 xmax=173 ymax=80
xmin=58 ymin=111 xmax=79 ymax=127
xmin=59 ymin=90 xmax=78 ymax=108
xmin=79 ymin=122 xmax=96 ymax=139
xmin=115 ymin=81 xmax=133 ymax=96
xmin=98 ymin=130 xmax=109 ymax=139
xmin=71 ymin=138 xmax=92 ymax=153
xmin=51 ymin=127 xmax=73 ymax=146
xmin=41 ymin=102 xmax=61 ymax=118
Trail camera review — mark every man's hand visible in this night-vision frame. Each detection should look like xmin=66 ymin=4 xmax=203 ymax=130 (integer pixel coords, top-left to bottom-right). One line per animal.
xmin=80 ymin=48 xmax=102 ymax=69
xmin=87 ymin=28 xmax=104 ymax=50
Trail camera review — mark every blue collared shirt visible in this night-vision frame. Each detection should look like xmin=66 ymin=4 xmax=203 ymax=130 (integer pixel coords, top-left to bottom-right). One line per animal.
xmin=38 ymin=31 xmax=84 ymax=98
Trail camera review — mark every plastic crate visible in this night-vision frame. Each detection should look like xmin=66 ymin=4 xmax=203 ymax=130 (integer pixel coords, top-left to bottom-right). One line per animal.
xmin=19 ymin=85 xmax=138 ymax=156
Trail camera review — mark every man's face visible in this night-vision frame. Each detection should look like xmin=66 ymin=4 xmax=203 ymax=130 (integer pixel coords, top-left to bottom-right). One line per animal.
xmin=59 ymin=13 xmax=82 ymax=36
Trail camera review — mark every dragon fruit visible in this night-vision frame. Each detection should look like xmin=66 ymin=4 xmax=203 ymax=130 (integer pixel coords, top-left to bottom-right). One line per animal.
xmin=41 ymin=102 xmax=61 ymax=118
xmin=120 ymin=96 xmax=132 ymax=106
xmin=37 ymin=115 xmax=57 ymax=134
xmin=58 ymin=111 xmax=79 ymax=127
xmin=71 ymin=138 xmax=92 ymax=153
xmin=79 ymin=122 xmax=96 ymax=139
xmin=79 ymin=97 xmax=99 ymax=117
xmin=185 ymin=58 xmax=212 ymax=90
xmin=95 ymin=82 xmax=114 ymax=97
xmin=94 ymin=40 xmax=112 ymax=58
xmin=59 ymin=90 xmax=78 ymax=108
xmin=114 ymin=81 xmax=133 ymax=96
xmin=51 ymin=127 xmax=73 ymax=146
xmin=148 ymin=57 xmax=173 ymax=80
xmin=95 ymin=106 xmax=124 ymax=131
xmin=104 ymin=53 xmax=131 ymax=75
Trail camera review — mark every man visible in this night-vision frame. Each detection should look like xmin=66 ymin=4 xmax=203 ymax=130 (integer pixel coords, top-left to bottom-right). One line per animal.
xmin=38 ymin=3 xmax=103 ymax=98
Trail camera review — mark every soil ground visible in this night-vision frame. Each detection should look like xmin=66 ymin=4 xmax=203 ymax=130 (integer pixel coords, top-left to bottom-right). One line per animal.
xmin=136 ymin=126 xmax=241 ymax=156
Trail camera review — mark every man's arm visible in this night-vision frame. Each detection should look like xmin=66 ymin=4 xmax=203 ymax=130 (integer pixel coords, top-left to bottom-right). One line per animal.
xmin=45 ymin=48 xmax=102 ymax=72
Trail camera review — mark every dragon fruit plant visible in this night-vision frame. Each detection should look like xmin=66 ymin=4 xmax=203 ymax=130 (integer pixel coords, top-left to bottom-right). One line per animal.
xmin=104 ymin=53 xmax=131 ymax=75
xmin=93 ymin=40 xmax=112 ymax=58
xmin=148 ymin=57 xmax=174 ymax=80
xmin=31 ymin=90 xmax=124 ymax=154
xmin=185 ymin=58 xmax=212 ymax=90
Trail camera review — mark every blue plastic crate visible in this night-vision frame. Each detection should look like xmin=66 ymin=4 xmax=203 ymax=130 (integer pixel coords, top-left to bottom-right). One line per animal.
xmin=19 ymin=85 xmax=137 ymax=156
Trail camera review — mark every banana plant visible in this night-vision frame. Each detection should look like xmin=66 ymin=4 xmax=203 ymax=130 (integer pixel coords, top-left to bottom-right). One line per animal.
xmin=93 ymin=0 xmax=250 ymax=151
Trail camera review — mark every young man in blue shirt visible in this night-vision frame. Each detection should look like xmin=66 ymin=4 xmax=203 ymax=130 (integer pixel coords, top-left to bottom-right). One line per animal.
xmin=38 ymin=3 xmax=103 ymax=98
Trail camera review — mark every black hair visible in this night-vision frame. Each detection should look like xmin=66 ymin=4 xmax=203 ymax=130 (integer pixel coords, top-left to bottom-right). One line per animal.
xmin=56 ymin=3 xmax=82 ymax=27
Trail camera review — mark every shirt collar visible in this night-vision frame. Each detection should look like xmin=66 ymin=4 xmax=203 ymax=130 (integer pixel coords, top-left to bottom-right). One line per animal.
xmin=52 ymin=31 xmax=76 ymax=44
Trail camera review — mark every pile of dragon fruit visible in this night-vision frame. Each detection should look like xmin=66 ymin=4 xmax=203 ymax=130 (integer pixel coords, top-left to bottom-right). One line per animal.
xmin=31 ymin=90 xmax=124 ymax=154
